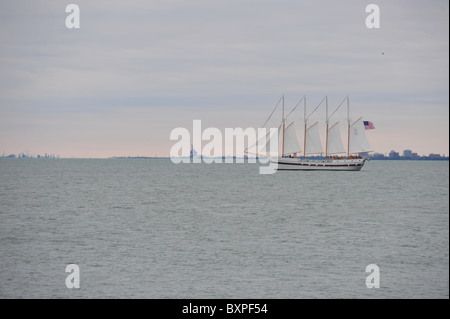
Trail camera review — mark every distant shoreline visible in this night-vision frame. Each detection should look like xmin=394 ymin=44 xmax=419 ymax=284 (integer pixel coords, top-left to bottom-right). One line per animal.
xmin=1 ymin=157 xmax=448 ymax=161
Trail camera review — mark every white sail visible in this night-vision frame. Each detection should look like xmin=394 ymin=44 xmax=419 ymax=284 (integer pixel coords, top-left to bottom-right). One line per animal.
xmin=349 ymin=118 xmax=371 ymax=154
xmin=284 ymin=121 xmax=302 ymax=155
xmin=327 ymin=121 xmax=346 ymax=155
xmin=305 ymin=122 xmax=323 ymax=155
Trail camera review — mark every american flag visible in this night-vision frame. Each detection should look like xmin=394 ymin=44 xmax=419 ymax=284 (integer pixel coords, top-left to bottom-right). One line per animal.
xmin=363 ymin=121 xmax=375 ymax=130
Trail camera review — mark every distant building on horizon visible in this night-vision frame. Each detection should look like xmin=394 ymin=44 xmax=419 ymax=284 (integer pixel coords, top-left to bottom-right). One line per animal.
xmin=403 ymin=149 xmax=413 ymax=158
xmin=190 ymin=145 xmax=198 ymax=159
xmin=370 ymin=152 xmax=386 ymax=160
xmin=428 ymin=153 xmax=443 ymax=160
xmin=369 ymin=149 xmax=447 ymax=160
xmin=389 ymin=150 xmax=400 ymax=159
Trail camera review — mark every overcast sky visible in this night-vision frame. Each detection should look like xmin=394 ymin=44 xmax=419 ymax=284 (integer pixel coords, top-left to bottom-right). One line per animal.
xmin=0 ymin=0 xmax=448 ymax=157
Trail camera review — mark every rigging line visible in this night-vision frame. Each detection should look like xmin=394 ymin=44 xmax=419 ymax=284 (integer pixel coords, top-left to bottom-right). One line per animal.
xmin=306 ymin=96 xmax=326 ymax=119
xmin=245 ymin=122 xmax=281 ymax=153
xmin=245 ymin=96 xmax=282 ymax=153
xmin=328 ymin=121 xmax=340 ymax=130
xmin=285 ymin=96 xmax=305 ymax=120
xmin=328 ymin=97 xmax=347 ymax=119
xmin=261 ymin=96 xmax=283 ymax=128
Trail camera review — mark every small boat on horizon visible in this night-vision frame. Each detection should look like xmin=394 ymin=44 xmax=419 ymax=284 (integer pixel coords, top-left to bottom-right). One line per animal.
xmin=251 ymin=95 xmax=375 ymax=171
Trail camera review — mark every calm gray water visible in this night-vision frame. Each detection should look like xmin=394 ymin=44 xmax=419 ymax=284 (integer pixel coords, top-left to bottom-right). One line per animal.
xmin=0 ymin=159 xmax=448 ymax=298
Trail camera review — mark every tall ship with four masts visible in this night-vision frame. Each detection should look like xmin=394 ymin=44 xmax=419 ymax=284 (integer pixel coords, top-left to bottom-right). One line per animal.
xmin=259 ymin=95 xmax=374 ymax=171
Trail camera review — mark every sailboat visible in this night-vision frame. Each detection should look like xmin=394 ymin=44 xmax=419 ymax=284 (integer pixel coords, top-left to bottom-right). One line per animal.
xmin=267 ymin=96 xmax=373 ymax=171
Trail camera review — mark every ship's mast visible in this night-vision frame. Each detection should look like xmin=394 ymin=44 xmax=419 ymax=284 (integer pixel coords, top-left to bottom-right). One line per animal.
xmin=347 ymin=96 xmax=350 ymax=157
xmin=303 ymin=96 xmax=307 ymax=159
xmin=325 ymin=96 xmax=329 ymax=158
xmin=282 ymin=95 xmax=285 ymax=157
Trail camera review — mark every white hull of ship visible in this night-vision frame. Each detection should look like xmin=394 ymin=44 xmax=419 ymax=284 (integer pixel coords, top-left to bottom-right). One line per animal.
xmin=274 ymin=157 xmax=366 ymax=171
